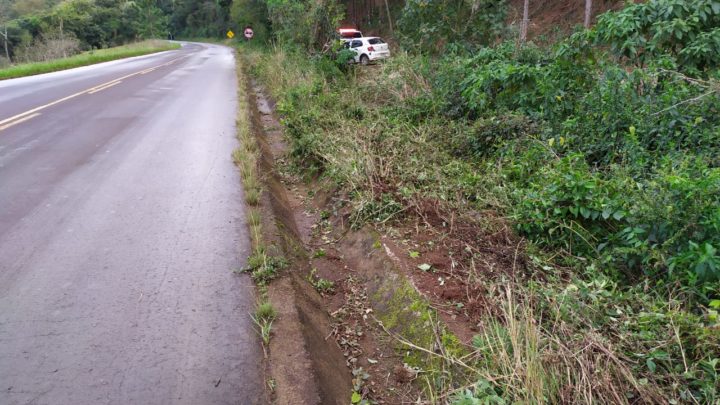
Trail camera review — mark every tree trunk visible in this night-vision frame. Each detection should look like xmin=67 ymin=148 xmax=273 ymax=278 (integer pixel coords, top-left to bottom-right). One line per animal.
xmin=384 ymin=0 xmax=393 ymax=34
xmin=584 ymin=0 xmax=592 ymax=28
xmin=520 ymin=0 xmax=529 ymax=43
xmin=1 ymin=26 xmax=8 ymax=60
xmin=59 ymin=17 xmax=66 ymax=58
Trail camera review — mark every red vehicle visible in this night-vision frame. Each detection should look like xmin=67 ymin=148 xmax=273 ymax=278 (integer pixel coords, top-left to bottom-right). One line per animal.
xmin=337 ymin=28 xmax=363 ymax=39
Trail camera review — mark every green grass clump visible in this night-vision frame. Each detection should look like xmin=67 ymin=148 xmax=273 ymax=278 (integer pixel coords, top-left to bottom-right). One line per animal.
xmin=247 ymin=208 xmax=262 ymax=228
xmin=256 ymin=301 xmax=277 ymax=321
xmin=0 ymin=40 xmax=180 ymax=80
xmin=252 ymin=300 xmax=277 ymax=357
xmin=307 ymin=268 xmax=334 ymax=294
xmin=239 ymin=252 xmax=288 ymax=285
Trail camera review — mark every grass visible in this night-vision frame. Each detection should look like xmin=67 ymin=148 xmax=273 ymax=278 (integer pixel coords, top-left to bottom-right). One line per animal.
xmin=0 ymin=40 xmax=181 ymax=80
xmin=243 ymin=45 xmax=720 ymax=403
xmin=252 ymin=300 xmax=277 ymax=357
xmin=240 ymin=252 xmax=288 ymax=285
xmin=232 ymin=50 xmax=264 ymax=252
xmin=232 ymin=46 xmax=289 ymax=361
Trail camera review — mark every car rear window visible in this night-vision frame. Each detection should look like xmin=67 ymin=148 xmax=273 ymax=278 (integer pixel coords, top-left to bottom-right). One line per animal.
xmin=368 ymin=38 xmax=385 ymax=45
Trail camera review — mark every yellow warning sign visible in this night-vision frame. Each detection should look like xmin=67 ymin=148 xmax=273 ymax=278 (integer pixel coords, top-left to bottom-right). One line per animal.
xmin=226 ymin=30 xmax=235 ymax=39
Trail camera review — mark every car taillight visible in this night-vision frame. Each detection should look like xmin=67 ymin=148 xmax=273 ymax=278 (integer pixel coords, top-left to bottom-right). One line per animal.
xmin=368 ymin=46 xmax=375 ymax=52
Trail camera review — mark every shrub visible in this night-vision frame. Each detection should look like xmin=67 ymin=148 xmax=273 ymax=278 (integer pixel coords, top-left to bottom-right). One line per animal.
xmin=591 ymin=0 xmax=720 ymax=72
xmin=397 ymin=0 xmax=508 ymax=54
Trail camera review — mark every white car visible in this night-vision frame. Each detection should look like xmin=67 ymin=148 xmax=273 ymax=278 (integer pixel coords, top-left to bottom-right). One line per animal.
xmin=344 ymin=37 xmax=390 ymax=65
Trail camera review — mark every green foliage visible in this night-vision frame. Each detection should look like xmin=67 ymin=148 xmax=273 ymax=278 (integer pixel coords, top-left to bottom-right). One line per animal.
xmin=0 ymin=0 xmax=238 ymax=63
xmin=590 ymin=0 xmax=720 ymax=71
xmin=252 ymin=300 xmax=276 ymax=352
xmin=451 ymin=379 xmax=505 ymax=404
xmin=265 ymin=0 xmax=343 ymax=49
xmin=244 ymin=0 xmax=720 ymax=399
xmin=308 ymin=268 xmax=334 ymax=294
xmin=397 ymin=0 xmax=508 ymax=54
xmin=433 ymin=28 xmax=720 ymax=291
xmin=255 ymin=300 xmax=277 ymax=322
xmin=241 ymin=252 xmax=288 ymax=285
xmin=171 ymin=0 xmax=232 ymax=38
xmin=230 ymin=0 xmax=270 ymax=42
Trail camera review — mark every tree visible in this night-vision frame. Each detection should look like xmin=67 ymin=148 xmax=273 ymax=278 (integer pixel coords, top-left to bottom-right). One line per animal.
xmin=520 ymin=0 xmax=529 ymax=42
xmin=397 ymin=0 xmax=508 ymax=53
xmin=0 ymin=0 xmax=12 ymax=60
xmin=230 ymin=0 xmax=269 ymax=41
xmin=132 ymin=0 xmax=169 ymax=38
xmin=584 ymin=0 xmax=592 ymax=28
xmin=383 ymin=0 xmax=393 ymax=34
xmin=265 ymin=0 xmax=344 ymax=49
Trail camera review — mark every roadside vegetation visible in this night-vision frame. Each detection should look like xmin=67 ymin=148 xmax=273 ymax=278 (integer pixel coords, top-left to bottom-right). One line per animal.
xmin=0 ymin=40 xmax=178 ymax=79
xmin=0 ymin=0 xmax=245 ymax=73
xmin=231 ymin=50 xmax=284 ymax=359
xmin=240 ymin=0 xmax=720 ymax=402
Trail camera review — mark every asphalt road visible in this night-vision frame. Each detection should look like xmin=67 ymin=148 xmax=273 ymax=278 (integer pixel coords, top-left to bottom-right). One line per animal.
xmin=0 ymin=43 xmax=265 ymax=404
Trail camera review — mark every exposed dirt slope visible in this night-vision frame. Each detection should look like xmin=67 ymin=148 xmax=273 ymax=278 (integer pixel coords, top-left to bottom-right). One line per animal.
xmin=507 ymin=0 xmax=627 ymax=39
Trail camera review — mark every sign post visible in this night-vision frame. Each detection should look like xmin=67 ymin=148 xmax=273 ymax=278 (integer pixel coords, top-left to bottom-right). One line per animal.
xmin=243 ymin=26 xmax=254 ymax=40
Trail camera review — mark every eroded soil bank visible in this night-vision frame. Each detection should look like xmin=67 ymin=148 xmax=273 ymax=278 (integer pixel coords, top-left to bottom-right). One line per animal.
xmin=242 ymin=71 xmax=497 ymax=404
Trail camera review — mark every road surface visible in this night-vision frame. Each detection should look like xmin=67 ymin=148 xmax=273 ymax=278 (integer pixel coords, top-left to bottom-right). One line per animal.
xmin=0 ymin=43 xmax=265 ymax=404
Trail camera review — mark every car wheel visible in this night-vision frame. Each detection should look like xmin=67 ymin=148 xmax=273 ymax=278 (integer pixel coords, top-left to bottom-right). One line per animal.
xmin=360 ymin=55 xmax=370 ymax=65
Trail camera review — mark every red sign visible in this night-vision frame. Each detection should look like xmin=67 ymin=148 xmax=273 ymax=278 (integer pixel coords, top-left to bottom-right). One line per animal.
xmin=244 ymin=27 xmax=254 ymax=39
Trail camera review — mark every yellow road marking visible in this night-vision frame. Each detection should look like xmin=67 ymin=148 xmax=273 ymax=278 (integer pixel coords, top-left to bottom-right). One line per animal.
xmin=0 ymin=113 xmax=41 ymax=132
xmin=87 ymin=80 xmax=122 ymax=94
xmin=0 ymin=54 xmax=190 ymax=129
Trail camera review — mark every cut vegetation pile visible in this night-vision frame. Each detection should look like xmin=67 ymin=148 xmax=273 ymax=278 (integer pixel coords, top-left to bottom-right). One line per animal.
xmin=240 ymin=0 xmax=720 ymax=402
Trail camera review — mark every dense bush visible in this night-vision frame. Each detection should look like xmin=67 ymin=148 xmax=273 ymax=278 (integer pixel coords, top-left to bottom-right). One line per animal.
xmin=397 ymin=0 xmax=508 ymax=54
xmin=590 ymin=0 xmax=720 ymax=72
xmin=426 ymin=8 xmax=720 ymax=291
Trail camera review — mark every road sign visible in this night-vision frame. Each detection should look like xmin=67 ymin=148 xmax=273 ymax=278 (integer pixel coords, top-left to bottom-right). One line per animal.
xmin=244 ymin=27 xmax=254 ymax=40
xmin=226 ymin=30 xmax=235 ymax=39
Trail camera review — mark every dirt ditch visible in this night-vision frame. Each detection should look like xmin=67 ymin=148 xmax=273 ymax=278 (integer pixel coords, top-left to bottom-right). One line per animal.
xmin=244 ymin=71 xmax=527 ymax=403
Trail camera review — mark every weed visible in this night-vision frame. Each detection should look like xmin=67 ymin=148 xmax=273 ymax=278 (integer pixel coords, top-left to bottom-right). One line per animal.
xmin=251 ymin=301 xmax=276 ymax=357
xmin=256 ymin=301 xmax=277 ymax=321
xmin=312 ymin=248 xmax=326 ymax=258
xmin=247 ymin=208 xmax=261 ymax=228
xmin=308 ymin=268 xmax=335 ymax=294
xmin=245 ymin=176 xmax=262 ymax=207
xmin=241 ymin=252 xmax=288 ymax=285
